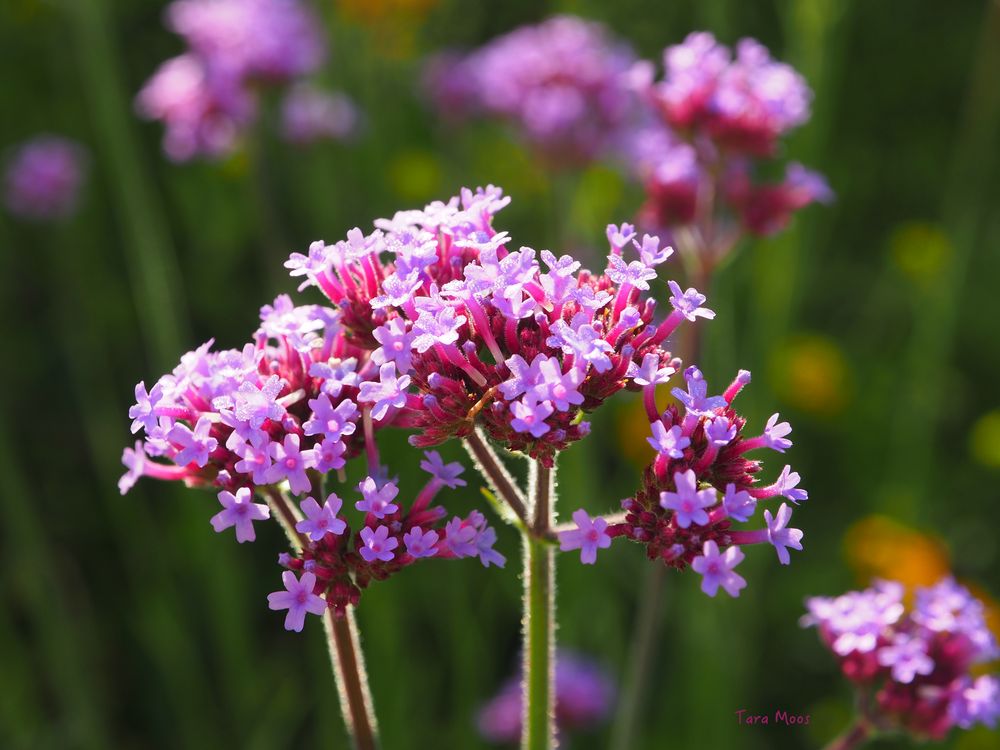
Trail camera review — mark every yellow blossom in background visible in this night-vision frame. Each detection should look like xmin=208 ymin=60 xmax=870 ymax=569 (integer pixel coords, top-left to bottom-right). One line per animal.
xmin=615 ymin=393 xmax=659 ymax=469
xmin=844 ymin=515 xmax=951 ymax=590
xmin=336 ymin=0 xmax=439 ymax=58
xmin=970 ymin=410 xmax=1000 ymax=469
xmin=888 ymin=221 xmax=952 ymax=287
xmin=770 ymin=333 xmax=851 ymax=416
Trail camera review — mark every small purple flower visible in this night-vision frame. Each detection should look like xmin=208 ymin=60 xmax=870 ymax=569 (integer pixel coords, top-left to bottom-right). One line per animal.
xmin=310 ymin=357 xmax=361 ymax=398
xmin=671 ymin=366 xmax=726 ymax=416
xmin=296 ymin=494 xmax=347 ymax=541
xmin=531 ymin=358 xmax=584 ymax=412
xmin=660 ymin=469 xmax=717 ymax=528
xmin=358 ymin=525 xmax=398 ymax=563
xmin=632 ymin=233 xmax=673 ymax=266
xmin=764 ymin=503 xmax=803 ymax=565
xmin=419 ymin=450 xmax=467 ymax=488
xmin=313 ymin=438 xmax=347 ymax=473
xmin=267 ymin=571 xmax=327 ymax=632
xmin=411 ymin=305 xmax=467 ymax=353
xmin=303 ymin=394 xmax=358 ymax=441
xmin=547 ymin=317 xmax=613 ymax=373
xmin=118 ymin=441 xmax=147 ymax=494
xmin=129 ymin=381 xmax=165 ymax=434
xmin=210 ymin=487 xmax=270 ymax=543
xmin=667 ymin=280 xmax=715 ymax=321
xmin=265 ymin=433 xmax=316 ymax=495
xmin=723 ymin=483 xmax=756 ymax=522
xmin=647 ymin=421 xmax=689 ymax=458
xmin=475 ymin=526 xmax=506 ymax=568
xmin=372 ymin=317 xmax=416 ymax=373
xmin=877 ymin=633 xmax=934 ymax=684
xmin=763 ymin=413 xmax=793 ymax=452
xmin=606 ymin=254 xmax=657 ymax=290
xmin=773 ymin=464 xmax=808 ymax=503
xmin=510 ymin=398 xmax=554 ymax=437
xmin=607 ymin=223 xmax=637 ymax=252
xmin=705 ymin=416 xmax=736 ymax=446
xmin=628 ymin=353 xmax=676 ymax=386
xmin=559 ymin=509 xmax=612 ymax=564
xmin=168 ymin=416 xmax=218 ymax=467
xmin=232 ymin=375 xmax=285 ymax=428
xmin=691 ymin=541 xmax=747 ymax=597
xmin=357 ymin=362 xmax=411 ymax=421
xmin=951 ymin=675 xmax=1000 ymax=729
xmin=403 ymin=526 xmax=439 ymax=558
xmin=444 ymin=516 xmax=479 ymax=558
xmin=355 ymin=477 xmax=400 ymax=519
xmin=233 ymin=433 xmax=273 ymax=483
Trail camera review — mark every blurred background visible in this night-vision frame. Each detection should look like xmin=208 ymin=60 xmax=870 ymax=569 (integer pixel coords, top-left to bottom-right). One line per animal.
xmin=1 ymin=0 xmax=998 ymax=748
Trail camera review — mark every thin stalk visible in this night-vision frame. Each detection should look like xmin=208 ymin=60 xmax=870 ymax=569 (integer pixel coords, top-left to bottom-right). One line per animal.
xmin=822 ymin=718 xmax=871 ymax=750
xmin=263 ymin=488 xmax=380 ymax=750
xmin=463 ymin=428 xmax=531 ymax=528
xmin=522 ymin=461 xmax=556 ymax=750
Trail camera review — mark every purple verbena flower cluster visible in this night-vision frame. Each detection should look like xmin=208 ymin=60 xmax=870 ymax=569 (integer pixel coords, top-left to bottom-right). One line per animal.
xmin=803 ymin=578 xmax=1000 ymax=739
xmin=135 ymin=0 xmax=351 ymax=160
xmin=631 ymin=32 xmax=832 ymax=251
xmin=560 ymin=366 xmax=807 ymax=597
xmin=477 ymin=651 xmax=615 ymax=744
xmin=120 ymin=292 xmax=501 ymax=624
xmin=3 ymin=136 xmax=87 ymax=221
xmin=286 ymin=187 xmax=711 ymax=467
xmin=424 ymin=16 xmax=638 ymax=166
xmin=281 ymin=84 xmax=359 ymax=145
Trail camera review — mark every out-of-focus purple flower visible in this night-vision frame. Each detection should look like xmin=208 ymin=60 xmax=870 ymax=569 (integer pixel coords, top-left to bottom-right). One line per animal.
xmin=135 ymin=54 xmax=256 ymax=162
xmin=424 ymin=16 xmax=638 ymax=165
xmin=478 ymin=651 xmax=615 ymax=744
xmin=281 ymin=84 xmax=359 ymax=145
xmin=419 ymin=450 xmax=467 ymax=489
xmin=804 ymin=577 xmax=1000 ymax=740
xmin=3 ymin=136 xmax=87 ymax=221
xmin=210 ymin=487 xmax=270 ymax=542
xmin=267 ymin=571 xmax=327 ymax=632
xmin=403 ymin=526 xmax=439 ymax=558
xmin=166 ymin=0 xmax=325 ymax=82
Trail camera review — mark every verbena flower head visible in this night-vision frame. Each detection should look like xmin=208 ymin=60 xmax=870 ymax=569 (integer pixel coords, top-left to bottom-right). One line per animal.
xmin=803 ymin=578 xmax=1000 ymax=740
xmin=627 ymin=33 xmax=832 ymax=259
xmin=3 ymin=135 xmax=87 ymax=221
xmin=120 ymin=292 xmax=501 ymax=623
xmin=424 ymin=16 xmax=638 ymax=166
xmin=477 ymin=651 xmax=615 ymax=743
xmin=137 ymin=0 xmax=327 ymax=160
xmin=560 ymin=367 xmax=808 ymax=596
xmin=285 ymin=186 xmax=711 ymax=467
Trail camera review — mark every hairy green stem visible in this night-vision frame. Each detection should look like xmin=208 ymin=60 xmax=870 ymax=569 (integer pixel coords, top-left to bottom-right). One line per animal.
xmin=263 ymin=488 xmax=380 ymax=750
xmin=463 ymin=428 xmax=531 ymax=528
xmin=523 ymin=461 xmax=556 ymax=750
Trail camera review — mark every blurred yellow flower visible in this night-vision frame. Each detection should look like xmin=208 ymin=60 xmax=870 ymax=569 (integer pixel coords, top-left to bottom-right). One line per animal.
xmin=770 ymin=333 xmax=851 ymax=416
xmin=844 ymin=515 xmax=950 ymax=590
xmin=970 ymin=410 xmax=1000 ymax=469
xmin=889 ymin=222 xmax=952 ymax=286
xmin=615 ymin=393 xmax=659 ymax=469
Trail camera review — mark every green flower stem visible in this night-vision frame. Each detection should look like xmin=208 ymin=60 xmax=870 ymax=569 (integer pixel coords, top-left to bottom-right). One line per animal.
xmin=523 ymin=461 xmax=556 ymax=750
xmin=263 ymin=488 xmax=380 ymax=750
xmin=463 ymin=428 xmax=531 ymax=529
xmin=822 ymin=718 xmax=872 ymax=750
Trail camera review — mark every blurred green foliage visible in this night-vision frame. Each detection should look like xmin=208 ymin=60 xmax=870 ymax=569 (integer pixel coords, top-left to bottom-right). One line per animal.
xmin=1 ymin=0 xmax=999 ymax=748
